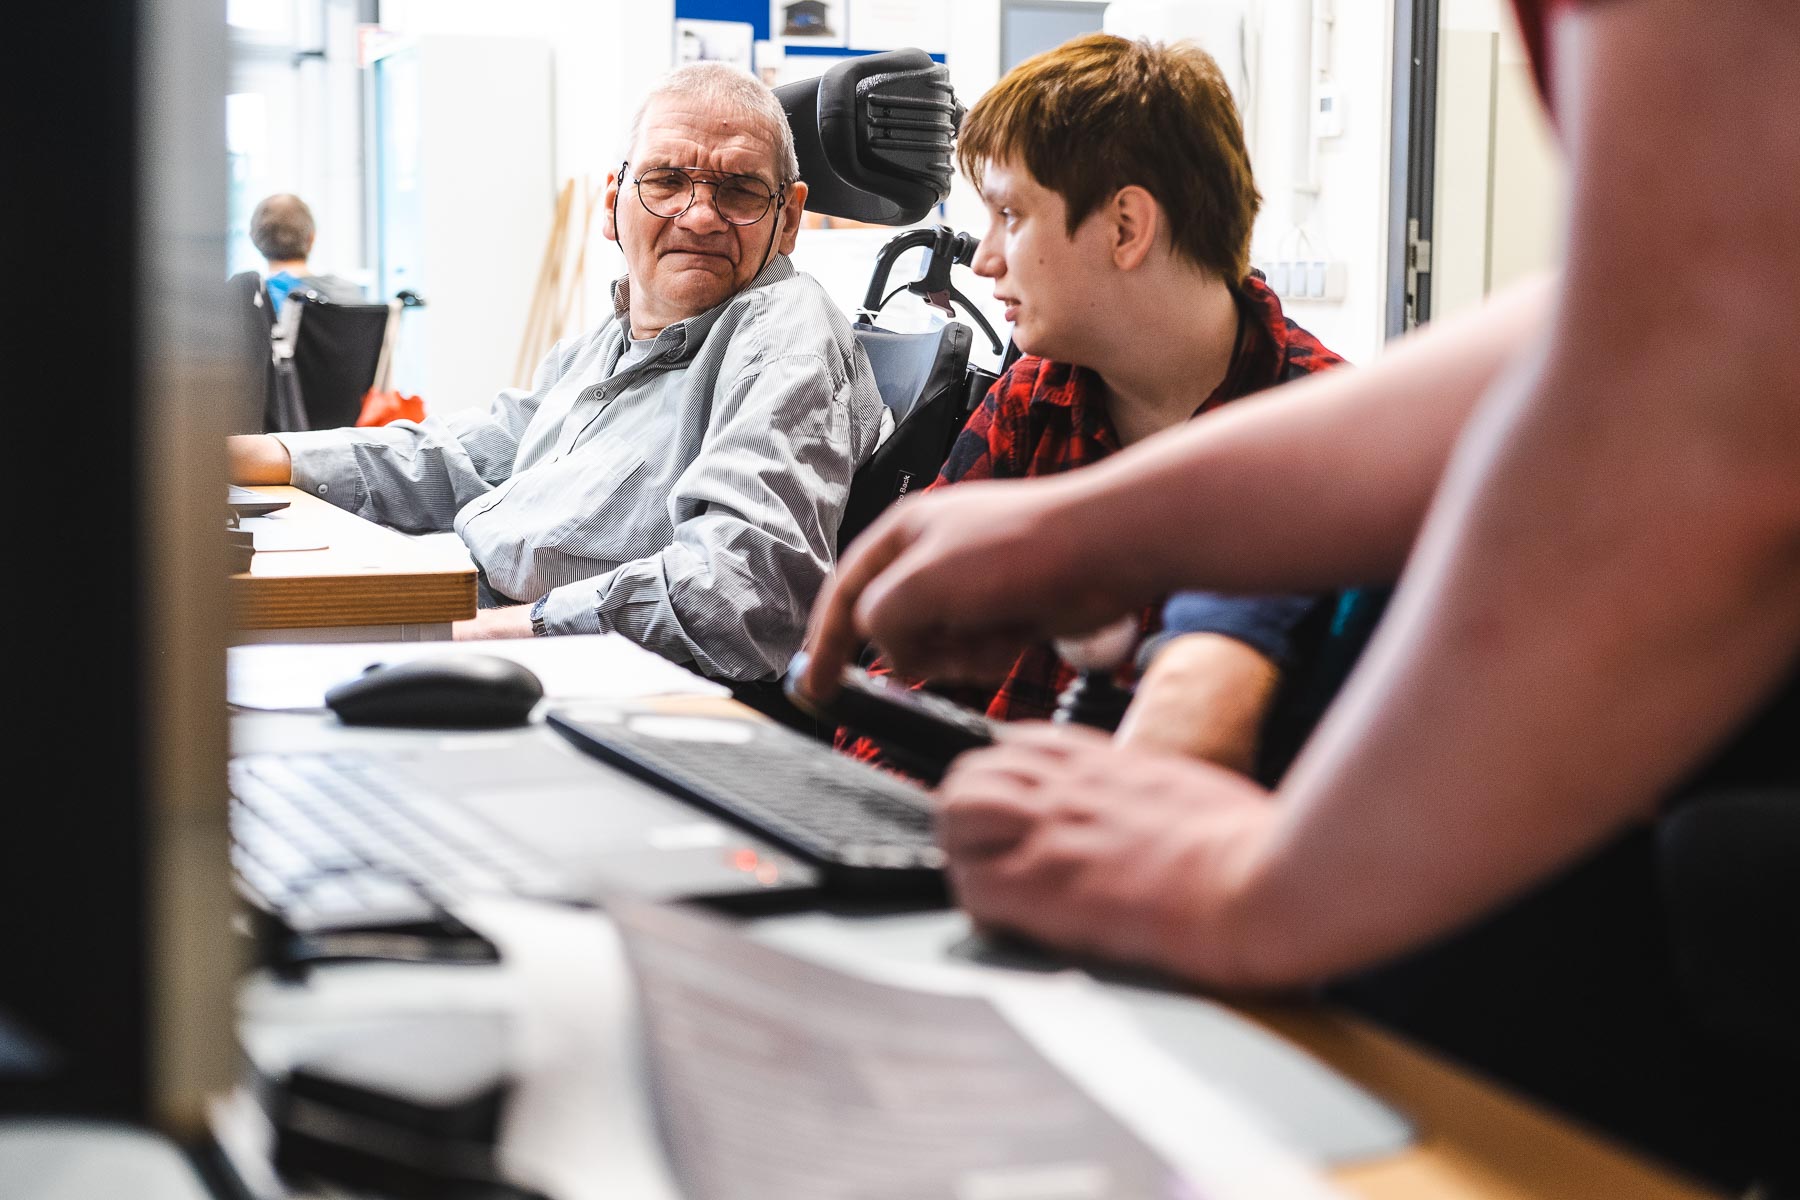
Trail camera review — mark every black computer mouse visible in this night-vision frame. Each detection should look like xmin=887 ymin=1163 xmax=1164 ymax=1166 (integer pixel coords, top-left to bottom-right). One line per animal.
xmin=324 ymin=655 xmax=545 ymax=729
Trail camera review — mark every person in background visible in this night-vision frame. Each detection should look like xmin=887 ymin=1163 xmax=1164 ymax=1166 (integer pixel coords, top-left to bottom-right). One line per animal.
xmin=842 ymin=35 xmax=1345 ymax=780
xmin=803 ymin=0 xmax=1800 ymax=1185
xmin=231 ymin=63 xmax=884 ymax=681
xmin=249 ymin=193 xmax=367 ymax=311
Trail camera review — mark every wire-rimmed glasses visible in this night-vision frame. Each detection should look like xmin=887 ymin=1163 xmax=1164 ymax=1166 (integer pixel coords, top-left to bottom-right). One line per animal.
xmin=622 ymin=162 xmax=785 ymax=226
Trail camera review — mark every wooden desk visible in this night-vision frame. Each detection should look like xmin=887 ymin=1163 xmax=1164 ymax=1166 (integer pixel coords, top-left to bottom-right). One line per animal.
xmin=1242 ymin=1004 xmax=1717 ymax=1199
xmin=645 ymin=698 xmax=1720 ymax=1199
xmin=230 ymin=485 xmax=477 ymax=643
xmin=228 ymin=706 xmax=1725 ymax=1200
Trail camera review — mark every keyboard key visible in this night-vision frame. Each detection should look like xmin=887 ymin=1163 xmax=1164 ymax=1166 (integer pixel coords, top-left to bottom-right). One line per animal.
xmin=229 ymin=752 xmax=563 ymax=932
xmin=546 ymin=712 xmax=945 ymax=894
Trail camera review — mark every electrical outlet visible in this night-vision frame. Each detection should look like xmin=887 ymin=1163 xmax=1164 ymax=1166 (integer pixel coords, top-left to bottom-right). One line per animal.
xmin=1253 ymin=259 xmax=1348 ymax=303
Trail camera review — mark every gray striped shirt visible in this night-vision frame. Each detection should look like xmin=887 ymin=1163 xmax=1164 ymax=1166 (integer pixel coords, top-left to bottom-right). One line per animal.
xmin=276 ymin=256 xmax=884 ymax=681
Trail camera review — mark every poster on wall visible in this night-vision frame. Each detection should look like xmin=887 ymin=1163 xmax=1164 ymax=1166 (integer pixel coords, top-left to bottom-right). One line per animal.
xmin=675 ymin=19 xmax=756 ymax=72
xmin=754 ymin=39 xmax=783 ymax=86
xmin=846 ymin=0 xmax=948 ymax=55
xmin=772 ymin=0 xmax=847 ymax=48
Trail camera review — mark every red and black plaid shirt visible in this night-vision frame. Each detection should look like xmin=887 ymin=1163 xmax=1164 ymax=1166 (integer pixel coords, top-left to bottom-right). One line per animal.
xmin=843 ymin=274 xmax=1344 ymax=760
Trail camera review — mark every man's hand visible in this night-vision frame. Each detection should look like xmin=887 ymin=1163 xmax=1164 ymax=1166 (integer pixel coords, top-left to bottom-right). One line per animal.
xmin=802 ymin=475 xmax=1153 ymax=701
xmin=1114 ymin=633 xmax=1281 ymax=774
xmin=228 ymin=434 xmax=292 ymax=485
xmin=938 ymin=723 xmax=1284 ymax=990
xmin=454 ymin=605 xmax=533 ymax=640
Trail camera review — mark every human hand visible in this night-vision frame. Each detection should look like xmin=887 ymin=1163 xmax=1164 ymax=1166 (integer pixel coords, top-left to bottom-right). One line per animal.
xmin=228 ymin=434 xmax=292 ymax=485
xmin=453 ymin=605 xmax=533 ymax=641
xmin=801 ymin=476 xmax=1153 ymax=701
xmin=938 ymin=723 xmax=1285 ymax=990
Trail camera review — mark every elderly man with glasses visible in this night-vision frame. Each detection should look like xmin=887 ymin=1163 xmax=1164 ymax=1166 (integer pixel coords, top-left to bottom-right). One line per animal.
xmin=231 ymin=63 xmax=884 ymax=681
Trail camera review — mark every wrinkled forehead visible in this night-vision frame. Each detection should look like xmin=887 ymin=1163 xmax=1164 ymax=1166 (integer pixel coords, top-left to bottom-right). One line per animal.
xmin=633 ymin=95 xmax=782 ymax=183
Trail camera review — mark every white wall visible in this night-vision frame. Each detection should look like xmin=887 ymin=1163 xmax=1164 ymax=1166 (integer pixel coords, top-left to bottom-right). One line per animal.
xmin=936 ymin=0 xmax=1397 ymax=366
xmin=381 ymin=0 xmax=675 ymax=400
xmin=1244 ymin=0 xmax=1395 ymax=364
xmin=226 ymin=0 xmax=368 ymax=283
xmin=1487 ymin=15 xmax=1562 ymax=291
xmin=310 ymin=0 xmax=367 ymax=278
xmin=1432 ymin=25 xmax=1497 ymax=317
xmin=1431 ymin=0 xmax=1565 ymax=321
xmin=406 ymin=35 xmax=556 ymax=414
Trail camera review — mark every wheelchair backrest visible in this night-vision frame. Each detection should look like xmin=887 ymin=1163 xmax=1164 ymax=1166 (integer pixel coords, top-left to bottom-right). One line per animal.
xmin=839 ymin=321 xmax=996 ymax=554
xmin=275 ymin=296 xmax=390 ymax=432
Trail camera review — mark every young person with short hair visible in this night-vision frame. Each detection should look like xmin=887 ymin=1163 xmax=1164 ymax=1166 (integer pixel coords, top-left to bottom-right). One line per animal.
xmin=848 ymin=35 xmax=1345 ymax=775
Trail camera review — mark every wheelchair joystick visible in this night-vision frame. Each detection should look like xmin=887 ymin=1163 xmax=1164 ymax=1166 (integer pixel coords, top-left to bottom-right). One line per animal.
xmin=1051 ymin=617 xmax=1140 ymax=732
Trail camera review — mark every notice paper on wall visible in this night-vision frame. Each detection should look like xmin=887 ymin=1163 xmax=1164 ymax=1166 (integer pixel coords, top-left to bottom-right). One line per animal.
xmin=227 ymin=633 xmax=729 ymax=711
xmin=846 ymin=0 xmax=948 ymax=55
xmin=611 ymin=900 xmax=1344 ymax=1200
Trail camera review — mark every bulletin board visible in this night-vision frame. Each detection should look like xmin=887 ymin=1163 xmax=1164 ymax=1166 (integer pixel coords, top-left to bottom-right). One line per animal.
xmin=674 ymin=0 xmax=947 ymax=87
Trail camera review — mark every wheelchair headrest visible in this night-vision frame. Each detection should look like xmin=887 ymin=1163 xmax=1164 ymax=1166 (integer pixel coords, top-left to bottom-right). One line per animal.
xmin=775 ymin=48 xmax=964 ymax=227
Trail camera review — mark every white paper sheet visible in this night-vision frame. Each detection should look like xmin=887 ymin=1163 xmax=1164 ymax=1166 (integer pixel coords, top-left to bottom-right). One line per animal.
xmin=760 ymin=939 xmax=1345 ymax=1200
xmin=227 ymin=634 xmax=729 ymax=710
xmin=611 ymin=901 xmax=1342 ymax=1200
xmin=676 ymin=18 xmax=754 ymax=72
xmin=991 ymin=983 xmax=1346 ymax=1200
xmin=847 ymin=0 xmax=948 ymax=54
xmin=238 ymin=515 xmax=328 ymax=552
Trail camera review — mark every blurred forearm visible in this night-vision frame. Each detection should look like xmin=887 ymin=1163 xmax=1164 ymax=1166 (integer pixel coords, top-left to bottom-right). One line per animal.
xmin=1115 ymin=634 xmax=1280 ymax=775
xmin=227 ymin=434 xmax=291 ymax=485
xmin=1225 ymin=0 xmax=1800 ymax=988
xmin=1065 ymin=276 xmax=1552 ymax=600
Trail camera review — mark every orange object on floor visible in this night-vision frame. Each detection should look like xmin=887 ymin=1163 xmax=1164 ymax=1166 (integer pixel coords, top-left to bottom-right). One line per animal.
xmin=354 ymin=295 xmax=424 ymax=426
xmin=355 ymin=389 xmax=425 ymax=426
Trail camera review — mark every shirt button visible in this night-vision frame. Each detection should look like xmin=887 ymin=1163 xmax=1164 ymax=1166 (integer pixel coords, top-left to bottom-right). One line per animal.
xmin=316 ymin=483 xmax=328 ymax=495
xmin=594 ymin=387 xmax=607 ymax=401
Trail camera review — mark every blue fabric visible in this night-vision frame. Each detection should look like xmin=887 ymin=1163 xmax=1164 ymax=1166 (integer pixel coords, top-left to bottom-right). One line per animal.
xmin=1156 ymin=590 xmax=1321 ymax=667
xmin=264 ymin=270 xmax=301 ymax=314
xmin=264 ymin=269 xmax=366 ymax=311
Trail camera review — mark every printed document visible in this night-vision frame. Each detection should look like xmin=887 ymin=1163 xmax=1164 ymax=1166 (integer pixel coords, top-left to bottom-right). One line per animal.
xmin=611 ymin=901 xmax=1341 ymax=1200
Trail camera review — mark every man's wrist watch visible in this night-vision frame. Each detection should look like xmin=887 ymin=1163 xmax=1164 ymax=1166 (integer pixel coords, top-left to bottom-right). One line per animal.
xmin=529 ymin=594 xmax=551 ymax=638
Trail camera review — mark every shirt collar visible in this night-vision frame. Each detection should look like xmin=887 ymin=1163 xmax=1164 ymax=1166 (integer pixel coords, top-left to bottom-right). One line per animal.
xmin=1224 ymin=270 xmax=1293 ymax=394
xmin=608 ymin=254 xmax=795 ymax=363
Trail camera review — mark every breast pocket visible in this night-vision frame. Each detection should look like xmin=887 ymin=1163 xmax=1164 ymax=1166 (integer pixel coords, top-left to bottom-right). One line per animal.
xmin=535 ymin=436 xmax=656 ymax=558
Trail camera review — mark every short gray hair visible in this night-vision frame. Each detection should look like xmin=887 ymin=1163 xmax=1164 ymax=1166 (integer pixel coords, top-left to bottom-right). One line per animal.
xmin=250 ymin=193 xmax=315 ymax=261
xmin=623 ymin=63 xmax=800 ymax=184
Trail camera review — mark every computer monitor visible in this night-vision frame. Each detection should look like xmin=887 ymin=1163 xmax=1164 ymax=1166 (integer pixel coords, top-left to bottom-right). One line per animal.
xmin=0 ymin=0 xmax=238 ymax=1137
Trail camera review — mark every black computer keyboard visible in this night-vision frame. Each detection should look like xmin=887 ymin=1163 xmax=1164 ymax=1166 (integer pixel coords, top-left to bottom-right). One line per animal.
xmin=546 ymin=709 xmax=946 ymax=896
xmin=230 ymin=753 xmax=559 ymax=952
